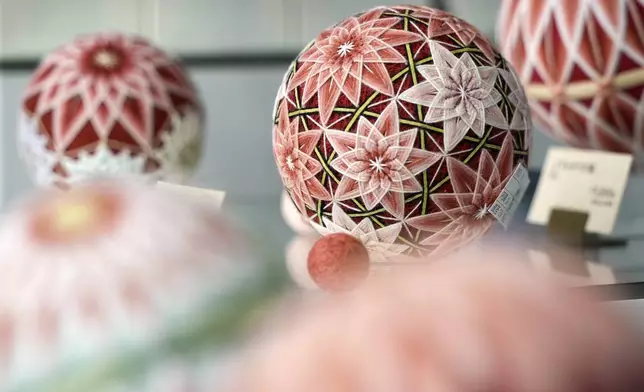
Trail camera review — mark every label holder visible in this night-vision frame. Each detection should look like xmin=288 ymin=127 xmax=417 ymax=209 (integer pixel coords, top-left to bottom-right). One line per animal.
xmin=546 ymin=208 xmax=628 ymax=248
xmin=545 ymin=208 xmax=627 ymax=275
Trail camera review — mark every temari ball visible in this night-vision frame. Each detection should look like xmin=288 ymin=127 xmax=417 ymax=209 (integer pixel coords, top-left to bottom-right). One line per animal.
xmin=19 ymin=32 xmax=204 ymax=188
xmin=273 ymin=5 xmax=532 ymax=260
xmin=497 ymin=0 xmax=644 ymax=163
xmin=0 ymin=180 xmax=252 ymax=388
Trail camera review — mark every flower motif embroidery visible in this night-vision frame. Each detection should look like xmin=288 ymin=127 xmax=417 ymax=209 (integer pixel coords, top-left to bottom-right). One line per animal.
xmin=406 ymin=133 xmax=516 ymax=257
xmin=288 ymin=8 xmax=423 ymax=124
xmin=400 ymin=41 xmax=507 ymax=153
xmin=29 ymin=186 xmax=123 ymax=245
xmin=325 ymin=102 xmax=441 ymax=219
xmin=273 ymin=104 xmax=331 ymax=214
xmin=411 ymin=7 xmax=497 ymax=62
xmin=499 ymin=68 xmax=532 ymax=131
xmin=311 ymin=204 xmax=409 ymax=263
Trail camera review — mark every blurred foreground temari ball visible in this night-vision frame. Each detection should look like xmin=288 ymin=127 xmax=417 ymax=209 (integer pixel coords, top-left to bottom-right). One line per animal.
xmin=0 ymin=180 xmax=251 ymax=388
xmin=226 ymin=260 xmax=644 ymax=392
xmin=497 ymin=0 xmax=644 ymax=161
xmin=273 ymin=5 xmax=531 ymax=260
xmin=19 ymin=33 xmax=203 ymax=188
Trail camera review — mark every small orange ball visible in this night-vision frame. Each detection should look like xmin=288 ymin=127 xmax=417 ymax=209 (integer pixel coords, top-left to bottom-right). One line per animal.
xmin=307 ymin=233 xmax=370 ymax=291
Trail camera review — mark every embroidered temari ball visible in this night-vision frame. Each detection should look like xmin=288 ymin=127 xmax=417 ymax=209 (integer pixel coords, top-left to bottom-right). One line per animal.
xmin=497 ymin=0 xmax=644 ymax=163
xmin=0 ymin=180 xmax=252 ymax=388
xmin=273 ymin=5 xmax=531 ymax=260
xmin=19 ymin=33 xmax=203 ymax=188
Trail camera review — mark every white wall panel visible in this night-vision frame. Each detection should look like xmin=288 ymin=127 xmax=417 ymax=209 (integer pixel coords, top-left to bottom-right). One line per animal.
xmin=445 ymin=0 xmax=502 ymax=38
xmin=296 ymin=0 xmax=429 ymax=44
xmin=148 ymin=0 xmax=296 ymax=53
xmin=188 ymin=67 xmax=285 ymax=199
xmin=0 ymin=0 xmax=143 ymax=58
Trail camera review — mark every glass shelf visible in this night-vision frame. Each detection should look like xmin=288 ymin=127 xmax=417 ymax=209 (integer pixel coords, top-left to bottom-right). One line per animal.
xmin=223 ymin=170 xmax=644 ymax=301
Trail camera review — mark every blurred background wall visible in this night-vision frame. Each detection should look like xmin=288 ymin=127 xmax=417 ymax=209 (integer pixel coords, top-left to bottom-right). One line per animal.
xmin=0 ymin=0 xmax=558 ymax=208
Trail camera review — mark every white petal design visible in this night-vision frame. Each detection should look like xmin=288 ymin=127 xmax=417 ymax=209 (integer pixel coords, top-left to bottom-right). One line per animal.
xmin=399 ymin=41 xmax=516 ymax=152
xmin=310 ymin=204 xmax=410 ymax=263
xmin=62 ymin=144 xmax=148 ymax=184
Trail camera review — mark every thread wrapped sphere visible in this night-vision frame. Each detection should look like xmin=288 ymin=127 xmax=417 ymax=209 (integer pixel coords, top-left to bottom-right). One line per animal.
xmin=273 ymin=5 xmax=531 ymax=260
xmin=0 ymin=180 xmax=253 ymax=388
xmin=19 ymin=32 xmax=204 ymax=188
xmin=497 ymin=0 xmax=644 ymax=165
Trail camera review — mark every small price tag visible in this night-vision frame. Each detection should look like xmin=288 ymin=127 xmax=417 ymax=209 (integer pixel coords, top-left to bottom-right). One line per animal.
xmin=527 ymin=147 xmax=632 ymax=234
xmin=489 ymin=163 xmax=531 ymax=228
xmin=156 ymin=182 xmax=226 ymax=210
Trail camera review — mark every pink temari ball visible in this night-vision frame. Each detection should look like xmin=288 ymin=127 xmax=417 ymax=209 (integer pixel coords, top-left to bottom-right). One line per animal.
xmin=19 ymin=32 xmax=204 ymax=188
xmin=273 ymin=5 xmax=532 ymax=260
xmin=226 ymin=260 xmax=644 ymax=392
xmin=0 ymin=180 xmax=249 ymax=388
xmin=497 ymin=0 xmax=644 ymax=165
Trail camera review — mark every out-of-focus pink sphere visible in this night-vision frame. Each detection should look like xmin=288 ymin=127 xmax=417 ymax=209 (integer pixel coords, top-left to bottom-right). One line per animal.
xmin=226 ymin=258 xmax=644 ymax=391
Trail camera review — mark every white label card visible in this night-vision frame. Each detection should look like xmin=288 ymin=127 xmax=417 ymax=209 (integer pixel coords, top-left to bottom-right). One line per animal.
xmin=489 ymin=163 xmax=530 ymax=228
xmin=526 ymin=147 xmax=633 ymax=235
xmin=156 ymin=182 xmax=226 ymax=210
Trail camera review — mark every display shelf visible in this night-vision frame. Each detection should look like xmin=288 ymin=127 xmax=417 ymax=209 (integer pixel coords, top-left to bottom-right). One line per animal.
xmin=225 ymin=175 xmax=644 ymax=301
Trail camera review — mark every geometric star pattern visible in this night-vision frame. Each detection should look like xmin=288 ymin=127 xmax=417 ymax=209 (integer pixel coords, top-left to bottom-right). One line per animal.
xmin=497 ymin=0 xmax=644 ymax=167
xmin=19 ymin=33 xmax=204 ymax=188
xmin=274 ymin=5 xmax=532 ymax=259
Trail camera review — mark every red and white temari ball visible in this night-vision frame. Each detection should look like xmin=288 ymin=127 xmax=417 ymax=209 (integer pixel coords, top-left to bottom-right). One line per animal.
xmin=497 ymin=0 xmax=644 ymax=161
xmin=0 ymin=180 xmax=248 ymax=388
xmin=273 ymin=5 xmax=531 ymax=260
xmin=18 ymin=32 xmax=203 ymax=188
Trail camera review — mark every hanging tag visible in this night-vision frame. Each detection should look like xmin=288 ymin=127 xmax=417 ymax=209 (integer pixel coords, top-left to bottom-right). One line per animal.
xmin=488 ymin=163 xmax=530 ymax=228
